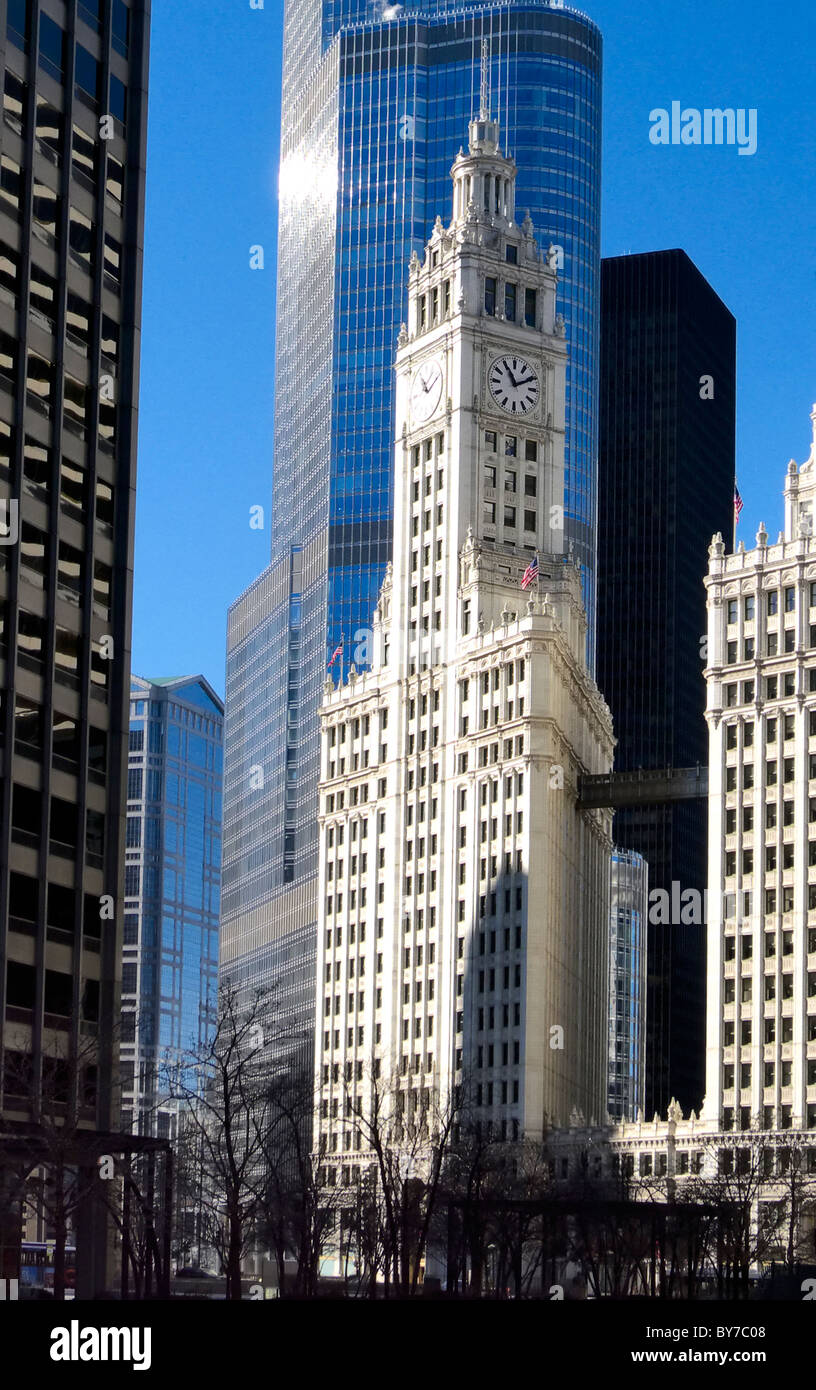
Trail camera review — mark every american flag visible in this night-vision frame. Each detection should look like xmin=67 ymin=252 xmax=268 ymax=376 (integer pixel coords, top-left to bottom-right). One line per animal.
xmin=734 ymin=485 xmax=744 ymax=522
xmin=327 ymin=636 xmax=343 ymax=669
xmin=521 ymin=554 xmax=539 ymax=590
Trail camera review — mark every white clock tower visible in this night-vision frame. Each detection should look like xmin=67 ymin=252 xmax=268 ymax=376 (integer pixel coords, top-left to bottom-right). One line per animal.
xmin=313 ymin=107 xmax=614 ymax=1202
xmin=387 ymin=108 xmax=569 ymax=680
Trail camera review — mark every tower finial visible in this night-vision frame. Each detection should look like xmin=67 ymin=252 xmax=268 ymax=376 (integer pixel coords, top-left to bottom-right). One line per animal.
xmin=797 ymin=401 xmax=816 ymax=473
xmin=479 ymin=38 xmax=490 ymax=120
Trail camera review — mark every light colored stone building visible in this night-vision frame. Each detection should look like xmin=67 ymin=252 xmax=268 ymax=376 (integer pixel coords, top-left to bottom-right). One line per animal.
xmin=313 ymin=110 xmax=614 ymax=1184
xmin=701 ymin=408 xmax=816 ymax=1137
xmin=560 ymin=405 xmax=816 ymax=1210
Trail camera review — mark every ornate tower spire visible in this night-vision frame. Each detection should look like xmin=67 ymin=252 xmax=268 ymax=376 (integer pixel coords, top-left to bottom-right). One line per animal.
xmin=806 ymin=401 xmax=816 ymax=468
xmin=783 ymin=399 xmax=816 ymax=540
xmin=450 ymin=74 xmax=517 ymax=228
xmin=479 ymin=37 xmax=490 ymax=121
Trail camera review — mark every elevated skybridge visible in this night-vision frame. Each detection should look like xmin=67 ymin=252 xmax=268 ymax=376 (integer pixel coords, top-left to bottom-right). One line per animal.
xmin=577 ymin=766 xmax=709 ymax=811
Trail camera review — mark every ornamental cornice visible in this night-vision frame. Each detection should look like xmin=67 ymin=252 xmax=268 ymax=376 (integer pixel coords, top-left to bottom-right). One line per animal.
xmin=323 ymin=687 xmax=383 ymax=722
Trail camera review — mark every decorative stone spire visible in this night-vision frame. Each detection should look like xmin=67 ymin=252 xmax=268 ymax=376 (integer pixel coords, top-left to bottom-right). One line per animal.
xmin=479 ymin=37 xmax=490 ymax=121
xmin=784 ymin=401 xmax=816 ymax=540
xmin=802 ymin=402 xmax=816 ymax=472
xmin=448 ymin=59 xmax=518 ymax=228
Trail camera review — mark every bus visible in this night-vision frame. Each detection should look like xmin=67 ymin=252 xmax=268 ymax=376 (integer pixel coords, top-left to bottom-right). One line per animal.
xmin=20 ymin=1241 xmax=76 ymax=1296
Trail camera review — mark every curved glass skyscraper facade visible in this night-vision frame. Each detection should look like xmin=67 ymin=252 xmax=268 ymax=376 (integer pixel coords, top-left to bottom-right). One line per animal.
xmin=122 ymin=677 xmax=223 ymax=1138
xmin=608 ymin=849 xmax=648 ymax=1122
xmin=222 ymin=1 xmax=602 ymax=1039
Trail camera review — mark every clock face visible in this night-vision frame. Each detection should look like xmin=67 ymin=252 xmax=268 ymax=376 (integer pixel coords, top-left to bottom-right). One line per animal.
xmin=488 ymin=355 xmax=540 ymax=415
xmin=410 ymin=360 xmax=443 ymax=422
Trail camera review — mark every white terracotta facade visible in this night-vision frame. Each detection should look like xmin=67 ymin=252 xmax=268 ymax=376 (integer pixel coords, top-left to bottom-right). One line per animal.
xmin=559 ymin=405 xmax=816 ymax=1188
xmin=312 ymin=114 xmax=613 ymax=1182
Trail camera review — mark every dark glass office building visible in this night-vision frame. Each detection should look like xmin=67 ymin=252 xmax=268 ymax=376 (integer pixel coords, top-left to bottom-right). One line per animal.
xmin=597 ymin=249 xmax=735 ymax=1116
xmin=222 ymin=0 xmax=603 ymax=1050
xmin=122 ymin=676 xmax=223 ymax=1140
xmin=0 ymin=0 xmax=149 ymax=1293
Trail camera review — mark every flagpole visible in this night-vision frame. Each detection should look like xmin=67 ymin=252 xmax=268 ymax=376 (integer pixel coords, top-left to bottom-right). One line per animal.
xmin=328 ymin=634 xmax=344 ymax=682
xmin=520 ymin=551 xmax=539 ymax=597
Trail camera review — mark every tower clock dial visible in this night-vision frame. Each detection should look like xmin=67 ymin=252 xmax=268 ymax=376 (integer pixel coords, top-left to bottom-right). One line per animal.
xmin=410 ymin=359 xmax=443 ymax=422
xmin=488 ymin=355 xmax=540 ymax=415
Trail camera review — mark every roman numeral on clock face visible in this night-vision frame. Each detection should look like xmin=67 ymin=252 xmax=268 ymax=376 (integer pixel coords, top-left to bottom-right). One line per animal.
xmin=489 ymin=355 xmax=539 ymax=415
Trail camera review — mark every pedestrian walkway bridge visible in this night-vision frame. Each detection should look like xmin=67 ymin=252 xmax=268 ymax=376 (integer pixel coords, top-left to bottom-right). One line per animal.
xmin=577 ymin=766 xmax=709 ymax=810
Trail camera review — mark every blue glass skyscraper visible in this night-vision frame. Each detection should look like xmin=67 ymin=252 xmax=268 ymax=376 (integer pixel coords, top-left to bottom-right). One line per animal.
xmin=608 ymin=849 xmax=648 ymax=1122
xmin=122 ymin=676 xmax=223 ymax=1137
xmin=222 ymin=1 xmax=603 ymax=1040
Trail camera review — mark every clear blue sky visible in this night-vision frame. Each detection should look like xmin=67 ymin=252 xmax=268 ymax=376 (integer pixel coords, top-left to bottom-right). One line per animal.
xmin=133 ymin=0 xmax=816 ymax=696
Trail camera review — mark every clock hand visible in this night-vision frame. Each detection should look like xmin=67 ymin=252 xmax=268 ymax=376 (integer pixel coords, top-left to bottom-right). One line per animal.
xmin=514 ymin=376 xmax=537 ymax=388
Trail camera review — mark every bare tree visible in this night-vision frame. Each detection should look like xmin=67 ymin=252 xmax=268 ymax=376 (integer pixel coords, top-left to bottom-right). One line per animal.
xmin=688 ymin=1133 xmax=786 ymax=1297
xmin=439 ymin=1124 xmax=555 ymax=1297
xmin=163 ymin=983 xmax=294 ymax=1299
xmin=253 ymin=1066 xmax=342 ymax=1296
xmin=761 ymin=1133 xmax=816 ymax=1271
xmin=438 ymin=1120 xmax=497 ymax=1297
xmin=344 ymin=1069 xmax=461 ymax=1296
